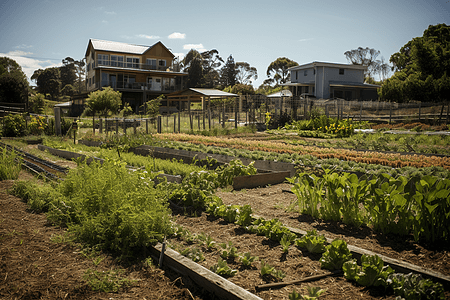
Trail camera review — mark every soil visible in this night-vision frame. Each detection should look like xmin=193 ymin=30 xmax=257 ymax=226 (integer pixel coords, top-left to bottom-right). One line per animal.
xmin=2 ymin=144 xmax=449 ymax=300
xmin=0 ymin=173 xmax=203 ymax=300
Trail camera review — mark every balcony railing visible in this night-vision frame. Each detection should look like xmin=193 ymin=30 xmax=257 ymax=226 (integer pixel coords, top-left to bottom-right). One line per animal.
xmin=95 ymin=60 xmax=182 ymax=72
xmin=95 ymin=80 xmax=183 ymax=92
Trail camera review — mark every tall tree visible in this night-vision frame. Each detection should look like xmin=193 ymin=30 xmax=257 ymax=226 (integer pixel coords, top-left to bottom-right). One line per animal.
xmin=219 ymin=55 xmax=237 ymax=87
xmin=201 ymin=49 xmax=223 ymax=87
xmin=344 ymin=47 xmax=384 ymax=80
xmin=380 ymin=23 xmax=450 ymax=102
xmin=266 ymin=57 xmax=298 ymax=86
xmin=183 ymin=49 xmax=204 ymax=88
xmin=0 ymin=57 xmax=28 ymax=104
xmin=235 ymin=62 xmax=257 ymax=85
xmin=74 ymin=59 xmax=86 ymax=94
xmin=60 ymin=57 xmax=77 ymax=89
xmin=36 ymin=67 xmax=61 ymax=101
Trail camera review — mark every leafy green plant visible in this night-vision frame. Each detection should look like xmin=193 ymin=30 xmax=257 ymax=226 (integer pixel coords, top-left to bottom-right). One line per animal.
xmin=83 ymin=269 xmax=134 ymax=292
xmin=280 ymin=233 xmax=294 ymax=253
xmin=343 ymin=254 xmax=394 ymax=287
xmin=0 ymin=147 xmax=22 ymax=180
xmin=2 ymin=113 xmax=27 ymax=137
xmin=295 ymin=230 xmax=327 ymax=254
xmin=239 ymin=252 xmax=258 ymax=267
xmin=197 ymin=232 xmax=216 ymax=250
xmin=219 ymin=241 xmax=239 ymax=260
xmin=260 ymin=260 xmax=286 ymax=282
xmin=235 ymin=204 xmax=253 ymax=226
xmin=301 ymin=286 xmax=327 ymax=300
xmin=210 ymin=258 xmax=237 ymax=277
xmin=216 ymin=159 xmax=257 ymax=187
xmin=386 ymin=273 xmax=445 ymax=300
xmin=319 ymin=239 xmax=352 ymax=271
xmin=180 ymin=247 xmax=205 ymax=262
xmin=247 ymin=217 xmax=297 ymax=243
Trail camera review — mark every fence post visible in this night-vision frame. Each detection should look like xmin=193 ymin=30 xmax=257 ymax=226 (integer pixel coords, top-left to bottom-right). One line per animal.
xmin=208 ymin=108 xmax=212 ymax=130
xmin=190 ymin=112 xmax=193 ymax=130
xmin=133 ymin=119 xmax=137 ymax=134
xmin=99 ymin=118 xmax=102 ymax=134
xmin=173 ymin=115 xmax=176 ymax=133
xmin=439 ymin=103 xmax=444 ymax=125
xmin=157 ymin=116 xmax=161 ymax=134
xmin=146 ymin=119 xmax=148 ymax=134
xmin=447 ymin=102 xmax=449 ymax=124
xmin=178 ymin=112 xmax=181 ymax=133
xmin=418 ymin=102 xmax=421 ymax=122
xmin=360 ymin=102 xmax=363 ymax=122
xmin=203 ymin=110 xmax=206 ymax=130
xmin=115 ymin=118 xmax=118 ymax=134
xmin=389 ymin=103 xmax=392 ymax=124
xmin=222 ymin=103 xmax=225 ymax=128
xmin=123 ymin=118 xmax=126 ymax=135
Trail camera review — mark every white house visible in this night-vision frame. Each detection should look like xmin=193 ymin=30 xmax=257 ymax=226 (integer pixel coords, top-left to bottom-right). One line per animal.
xmin=284 ymin=61 xmax=380 ymax=100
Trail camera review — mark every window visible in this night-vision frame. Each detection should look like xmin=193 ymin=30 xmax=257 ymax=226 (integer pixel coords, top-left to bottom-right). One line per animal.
xmin=98 ymin=54 xmax=109 ymax=66
xmin=295 ymin=71 xmax=298 ymax=80
xmin=304 ymin=70 xmax=308 ymax=76
xmin=126 ymin=57 xmax=140 ymax=68
xmin=304 ymin=86 xmax=309 ymax=94
xmin=314 ymin=69 xmax=316 ymax=75
xmin=111 ymin=55 xmax=124 ymax=67
xmin=159 ymin=59 xmax=166 ymax=67
xmin=147 ymin=59 xmax=157 ymax=69
xmin=339 ymin=68 xmax=345 ymax=75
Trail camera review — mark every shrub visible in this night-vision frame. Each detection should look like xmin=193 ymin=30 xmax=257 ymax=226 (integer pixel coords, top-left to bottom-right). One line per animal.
xmin=2 ymin=113 xmax=26 ymax=137
xmin=0 ymin=147 xmax=21 ymax=180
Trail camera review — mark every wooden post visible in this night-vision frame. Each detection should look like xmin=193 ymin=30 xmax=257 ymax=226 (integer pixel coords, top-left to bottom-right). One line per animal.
xmin=419 ymin=102 xmax=421 ymax=121
xmin=133 ymin=119 xmax=137 ymax=134
xmin=173 ymin=115 xmax=176 ymax=133
xmin=92 ymin=114 xmax=95 ymax=134
xmin=439 ymin=103 xmax=445 ymax=125
xmin=235 ymin=98 xmax=238 ymax=129
xmin=123 ymin=118 xmax=126 ymax=135
xmin=222 ymin=102 xmax=225 ymax=128
xmin=99 ymin=118 xmax=102 ymax=134
xmin=115 ymin=118 xmax=118 ymax=134
xmin=178 ymin=111 xmax=181 ymax=133
xmin=360 ymin=102 xmax=363 ymax=122
xmin=146 ymin=119 xmax=148 ymax=134
xmin=389 ymin=103 xmax=392 ymax=124
xmin=208 ymin=108 xmax=212 ymax=130
xmin=447 ymin=102 xmax=449 ymax=124
xmin=157 ymin=116 xmax=161 ymax=134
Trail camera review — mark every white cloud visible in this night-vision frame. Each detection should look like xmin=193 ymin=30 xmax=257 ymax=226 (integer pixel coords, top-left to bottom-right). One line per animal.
xmin=15 ymin=44 xmax=33 ymax=49
xmin=183 ymin=43 xmax=206 ymax=52
xmin=298 ymin=38 xmax=314 ymax=42
xmin=137 ymin=34 xmax=160 ymax=40
xmin=168 ymin=32 xmax=186 ymax=39
xmin=0 ymin=51 xmax=61 ymax=85
xmin=105 ymin=11 xmax=116 ymax=15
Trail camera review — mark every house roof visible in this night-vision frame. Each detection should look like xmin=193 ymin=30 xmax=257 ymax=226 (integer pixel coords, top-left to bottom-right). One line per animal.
xmin=85 ymin=39 xmax=175 ymax=57
xmin=167 ymin=88 xmax=237 ymax=100
xmin=329 ymin=81 xmax=380 ymax=88
xmin=288 ymin=61 xmax=367 ymax=71
xmin=267 ymin=90 xmax=292 ymax=98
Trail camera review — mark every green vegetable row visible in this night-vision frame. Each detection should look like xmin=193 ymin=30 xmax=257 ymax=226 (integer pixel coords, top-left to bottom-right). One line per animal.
xmin=288 ymin=170 xmax=450 ymax=243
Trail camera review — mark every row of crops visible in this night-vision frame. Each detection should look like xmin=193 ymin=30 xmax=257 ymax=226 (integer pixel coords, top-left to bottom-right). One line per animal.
xmin=3 ymin=138 xmax=449 ymax=299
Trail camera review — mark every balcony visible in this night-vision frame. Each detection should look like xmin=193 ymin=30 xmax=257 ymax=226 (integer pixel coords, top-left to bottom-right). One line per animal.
xmin=95 ymin=60 xmax=182 ymax=72
xmin=96 ymin=80 xmax=183 ymax=93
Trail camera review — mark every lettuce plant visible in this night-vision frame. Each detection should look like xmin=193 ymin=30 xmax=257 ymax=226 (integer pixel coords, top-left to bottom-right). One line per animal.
xmin=343 ymin=254 xmax=393 ymax=287
xmin=319 ymin=239 xmax=352 ymax=271
xmin=295 ymin=230 xmax=327 ymax=253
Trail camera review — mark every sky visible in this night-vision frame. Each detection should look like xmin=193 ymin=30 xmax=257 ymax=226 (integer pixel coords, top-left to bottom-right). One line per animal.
xmin=0 ymin=0 xmax=449 ymax=88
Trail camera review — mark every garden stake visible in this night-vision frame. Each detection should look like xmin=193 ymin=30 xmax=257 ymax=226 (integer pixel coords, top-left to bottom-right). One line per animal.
xmin=159 ymin=236 xmax=166 ymax=268
xmin=256 ymin=269 xmax=342 ymax=290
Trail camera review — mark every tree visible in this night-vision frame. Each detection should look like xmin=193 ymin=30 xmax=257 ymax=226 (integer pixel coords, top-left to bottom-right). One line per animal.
xmin=380 ymin=23 xmax=450 ymax=102
xmin=74 ymin=59 xmax=86 ymax=94
xmin=266 ymin=57 xmax=298 ymax=86
xmin=29 ymin=93 xmax=45 ymax=114
xmin=0 ymin=57 xmax=28 ymax=104
xmin=219 ymin=55 xmax=237 ymax=87
xmin=60 ymin=57 xmax=77 ymax=91
xmin=36 ymin=67 xmax=61 ymax=101
xmin=182 ymin=48 xmax=224 ymax=88
xmin=235 ymin=62 xmax=257 ymax=85
xmin=183 ymin=49 xmax=204 ymax=88
xmin=223 ymin=83 xmax=255 ymax=95
xmin=86 ymin=87 xmax=122 ymax=118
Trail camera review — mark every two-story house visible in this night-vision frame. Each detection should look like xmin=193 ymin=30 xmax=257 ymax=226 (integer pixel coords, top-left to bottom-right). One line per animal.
xmin=285 ymin=61 xmax=379 ymax=100
xmin=84 ymin=39 xmax=187 ymax=112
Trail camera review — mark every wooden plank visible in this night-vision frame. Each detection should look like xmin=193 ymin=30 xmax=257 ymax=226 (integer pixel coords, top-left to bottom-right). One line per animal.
xmin=233 ymin=171 xmax=291 ymax=190
xmin=256 ymin=270 xmax=342 ymax=290
xmin=149 ymin=243 xmax=263 ymax=300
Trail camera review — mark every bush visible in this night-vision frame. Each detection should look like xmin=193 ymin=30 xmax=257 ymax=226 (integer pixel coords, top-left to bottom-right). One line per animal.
xmin=2 ymin=113 xmax=27 ymax=137
xmin=0 ymin=147 xmax=21 ymax=180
